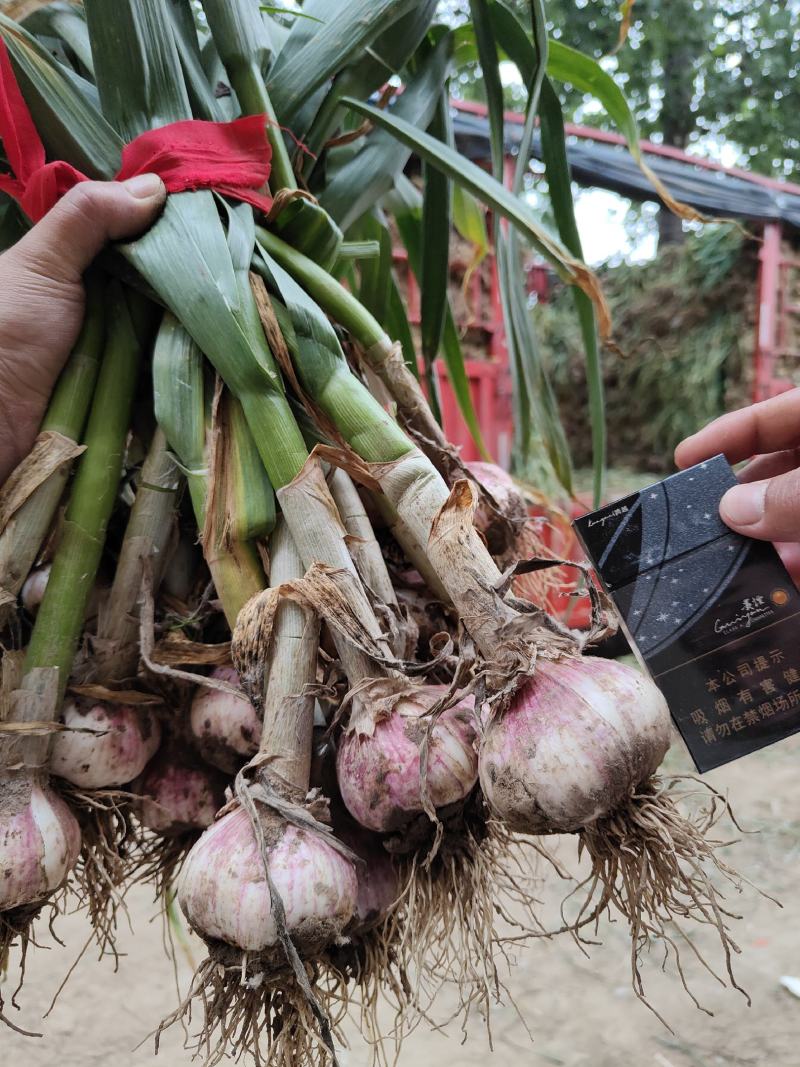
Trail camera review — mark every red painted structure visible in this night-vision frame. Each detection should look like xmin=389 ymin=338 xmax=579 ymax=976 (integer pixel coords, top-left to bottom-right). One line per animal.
xmin=425 ymin=98 xmax=800 ymax=462
xmin=754 ymin=222 xmax=800 ymax=402
xmin=392 ymin=245 xmax=515 ymax=466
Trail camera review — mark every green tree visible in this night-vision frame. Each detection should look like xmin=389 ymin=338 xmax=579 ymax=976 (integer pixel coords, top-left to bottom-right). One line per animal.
xmin=548 ymin=0 xmax=800 ymax=241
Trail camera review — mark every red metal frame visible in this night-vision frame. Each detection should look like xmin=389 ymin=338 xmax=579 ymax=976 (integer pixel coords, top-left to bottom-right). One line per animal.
xmin=754 ymin=222 xmax=783 ymax=402
xmin=753 ymin=222 xmax=800 ymax=402
xmin=396 ymin=99 xmax=799 ymax=467
xmin=391 ymin=243 xmax=513 ymax=464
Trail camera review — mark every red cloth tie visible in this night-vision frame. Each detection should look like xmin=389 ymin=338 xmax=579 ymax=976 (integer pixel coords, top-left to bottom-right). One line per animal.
xmin=0 ymin=36 xmax=272 ymax=223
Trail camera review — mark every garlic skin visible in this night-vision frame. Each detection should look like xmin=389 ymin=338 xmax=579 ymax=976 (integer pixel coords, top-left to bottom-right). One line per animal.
xmin=467 ymin=461 xmax=527 ymax=555
xmin=395 ymin=588 xmax=447 ymax=659
xmin=50 ymin=700 xmax=161 ymax=789
xmin=137 ymin=756 xmax=225 ymax=836
xmin=0 ymin=780 xmax=81 ymax=911
xmin=178 ymin=808 xmax=358 ymax=953
xmin=479 ymin=658 xmax=672 ymax=835
xmin=189 ymin=667 xmax=261 ymax=775
xmin=336 ymin=687 xmax=478 ymax=834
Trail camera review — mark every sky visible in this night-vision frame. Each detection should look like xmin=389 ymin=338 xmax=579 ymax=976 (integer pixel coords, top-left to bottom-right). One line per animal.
xmin=497 ymin=62 xmax=753 ymax=268
xmin=567 ymin=131 xmax=749 ymax=266
xmin=493 ymin=60 xmax=660 ymax=266
xmin=573 ymin=188 xmax=658 ymax=265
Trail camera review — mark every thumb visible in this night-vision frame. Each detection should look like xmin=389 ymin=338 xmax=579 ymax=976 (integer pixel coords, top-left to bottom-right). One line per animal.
xmin=720 ymin=467 xmax=800 ymax=542
xmin=11 ymin=175 xmax=166 ymax=283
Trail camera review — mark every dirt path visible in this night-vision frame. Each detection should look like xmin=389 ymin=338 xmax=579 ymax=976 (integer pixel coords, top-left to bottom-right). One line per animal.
xmin=3 ymin=735 xmax=799 ymax=1066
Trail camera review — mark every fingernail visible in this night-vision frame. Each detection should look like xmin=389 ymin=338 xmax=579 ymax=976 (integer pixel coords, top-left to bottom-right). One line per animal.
xmin=121 ymin=173 xmax=165 ymax=199
xmin=720 ymin=482 xmax=766 ymax=527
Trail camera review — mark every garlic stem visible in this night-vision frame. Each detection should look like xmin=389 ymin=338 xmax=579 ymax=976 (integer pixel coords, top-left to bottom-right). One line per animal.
xmin=257 ymin=519 xmax=320 ymax=792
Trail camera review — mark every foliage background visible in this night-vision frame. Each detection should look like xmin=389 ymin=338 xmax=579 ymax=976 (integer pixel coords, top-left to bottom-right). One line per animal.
xmin=539 ymin=225 xmax=755 ymax=474
xmin=444 ymin=0 xmax=800 ymax=177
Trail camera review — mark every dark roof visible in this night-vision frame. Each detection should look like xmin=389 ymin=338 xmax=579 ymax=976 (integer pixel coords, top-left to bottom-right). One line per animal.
xmin=451 ymin=108 xmax=800 ymax=231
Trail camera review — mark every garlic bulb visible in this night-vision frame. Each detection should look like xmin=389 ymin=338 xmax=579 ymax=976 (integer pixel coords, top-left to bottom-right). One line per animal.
xmin=337 ymin=822 xmax=399 ymax=932
xmin=189 ymin=666 xmax=261 ymax=775
xmin=0 ymin=780 xmax=81 ymax=911
xmin=137 ymin=755 xmax=225 ymax=836
xmin=22 ymin=565 xmax=103 ymax=618
xmin=178 ymin=808 xmax=357 ymax=953
xmin=336 ymin=686 xmax=478 ymax=833
xmin=21 ymin=564 xmax=51 ymax=614
xmin=479 ymin=657 xmax=671 ymax=834
xmin=50 ymin=700 xmax=161 ymax=789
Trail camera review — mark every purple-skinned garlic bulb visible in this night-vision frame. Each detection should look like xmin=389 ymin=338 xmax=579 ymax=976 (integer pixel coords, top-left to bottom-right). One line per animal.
xmin=336 ymin=685 xmax=478 ymax=834
xmin=0 ymin=779 xmax=81 ymax=911
xmin=50 ymin=700 xmax=161 ymax=789
xmin=136 ymin=754 xmax=226 ymax=836
xmin=479 ymin=657 xmax=671 ymax=834
xmin=189 ymin=666 xmax=261 ymax=775
xmin=178 ymin=808 xmax=357 ymax=953
xmin=467 ymin=461 xmax=527 ymax=556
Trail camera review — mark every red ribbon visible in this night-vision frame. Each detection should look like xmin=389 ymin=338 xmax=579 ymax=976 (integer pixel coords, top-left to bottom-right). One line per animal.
xmin=0 ymin=36 xmax=272 ymax=223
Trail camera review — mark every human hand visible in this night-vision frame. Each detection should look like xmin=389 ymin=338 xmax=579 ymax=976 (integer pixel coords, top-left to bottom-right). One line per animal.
xmin=0 ymin=174 xmax=166 ymax=485
xmin=675 ymin=388 xmax=800 ymax=584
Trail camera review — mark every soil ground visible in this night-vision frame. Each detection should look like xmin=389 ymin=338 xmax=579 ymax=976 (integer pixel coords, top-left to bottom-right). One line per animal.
xmin=3 ymin=734 xmax=799 ymax=1067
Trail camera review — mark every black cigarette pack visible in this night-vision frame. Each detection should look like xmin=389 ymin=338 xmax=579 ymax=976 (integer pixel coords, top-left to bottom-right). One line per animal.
xmin=573 ymin=455 xmax=800 ymax=771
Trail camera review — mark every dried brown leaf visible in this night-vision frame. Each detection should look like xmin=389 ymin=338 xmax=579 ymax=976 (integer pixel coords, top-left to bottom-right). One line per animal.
xmin=0 ymin=432 xmax=84 ymax=533
xmin=150 ymin=633 xmax=232 ymax=668
xmin=68 ymin=684 xmax=162 ymax=706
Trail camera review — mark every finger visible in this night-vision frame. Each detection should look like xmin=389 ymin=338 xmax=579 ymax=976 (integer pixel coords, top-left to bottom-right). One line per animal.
xmin=720 ymin=467 xmax=800 ymax=542
xmin=7 ymin=176 xmax=166 ymax=285
xmin=737 ymin=449 xmax=800 ymax=484
xmin=775 ymin=542 xmax=800 ymax=589
xmin=675 ymin=388 xmax=800 ymax=469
